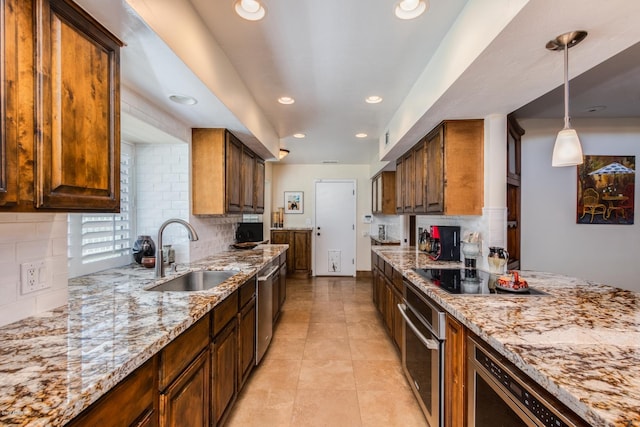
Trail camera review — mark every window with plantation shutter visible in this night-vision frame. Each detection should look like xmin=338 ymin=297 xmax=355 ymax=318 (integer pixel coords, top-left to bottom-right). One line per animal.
xmin=68 ymin=143 xmax=135 ymax=278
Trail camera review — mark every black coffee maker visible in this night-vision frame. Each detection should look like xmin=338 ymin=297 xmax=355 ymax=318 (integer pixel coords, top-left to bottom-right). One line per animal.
xmin=427 ymin=225 xmax=460 ymax=261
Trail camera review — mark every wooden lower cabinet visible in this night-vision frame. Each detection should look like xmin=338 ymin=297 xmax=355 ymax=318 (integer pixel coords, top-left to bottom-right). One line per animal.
xmin=445 ymin=314 xmax=466 ymax=427
xmin=212 ymin=319 xmax=238 ymax=426
xmin=160 ymin=349 xmax=210 ymax=427
xmin=67 ymin=357 xmax=159 ymax=427
xmin=270 ymin=230 xmax=311 ymax=277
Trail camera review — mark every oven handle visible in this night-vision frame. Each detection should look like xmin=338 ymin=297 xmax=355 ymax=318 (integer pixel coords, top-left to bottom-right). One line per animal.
xmin=397 ymin=303 xmax=439 ymax=350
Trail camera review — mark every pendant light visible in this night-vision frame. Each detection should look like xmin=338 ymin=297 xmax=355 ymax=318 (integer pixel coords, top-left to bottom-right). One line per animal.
xmin=279 ymin=148 xmax=290 ymax=160
xmin=546 ymin=31 xmax=587 ymax=167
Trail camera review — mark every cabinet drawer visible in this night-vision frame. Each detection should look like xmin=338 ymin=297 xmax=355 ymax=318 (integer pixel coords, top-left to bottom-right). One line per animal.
xmin=68 ymin=357 xmax=157 ymax=427
xmin=212 ymin=291 xmax=239 ymax=336
xmin=239 ymin=277 xmax=256 ymax=309
xmin=159 ymin=315 xmax=210 ymax=390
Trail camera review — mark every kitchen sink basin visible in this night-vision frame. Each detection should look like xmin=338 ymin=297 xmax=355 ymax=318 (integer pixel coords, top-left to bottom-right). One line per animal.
xmin=146 ymin=270 xmax=239 ymax=292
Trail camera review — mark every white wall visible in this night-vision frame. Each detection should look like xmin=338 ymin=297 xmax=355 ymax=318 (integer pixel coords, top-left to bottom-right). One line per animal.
xmin=271 ymin=164 xmax=372 ymax=272
xmin=520 ymin=118 xmax=639 ymax=291
xmin=0 ymin=214 xmax=68 ymax=326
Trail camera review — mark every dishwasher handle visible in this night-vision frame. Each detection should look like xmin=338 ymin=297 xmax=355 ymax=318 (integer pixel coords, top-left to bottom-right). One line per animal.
xmin=257 ymin=265 xmax=279 ymax=282
xmin=397 ymin=303 xmax=440 ymax=350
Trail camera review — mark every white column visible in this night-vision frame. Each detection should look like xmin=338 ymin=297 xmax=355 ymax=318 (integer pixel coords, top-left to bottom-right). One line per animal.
xmin=483 ymin=114 xmax=508 ymax=249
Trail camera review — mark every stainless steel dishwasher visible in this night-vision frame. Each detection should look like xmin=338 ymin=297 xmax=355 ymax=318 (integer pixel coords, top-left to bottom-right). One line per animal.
xmin=256 ymin=261 xmax=278 ymax=364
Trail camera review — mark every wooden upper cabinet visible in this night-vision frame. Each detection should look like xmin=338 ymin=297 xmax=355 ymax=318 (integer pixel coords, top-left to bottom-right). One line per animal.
xmin=425 ymin=126 xmax=445 ymax=213
xmin=192 ymin=128 xmax=265 ymax=215
xmin=226 ymin=133 xmax=243 ymax=213
xmin=36 ymin=0 xmax=122 ymax=210
xmin=371 ymin=171 xmax=395 ymax=215
xmin=395 ymin=158 xmax=403 ymax=213
xmin=402 ymin=150 xmax=414 ymax=213
xmin=1 ymin=0 xmax=19 ymax=208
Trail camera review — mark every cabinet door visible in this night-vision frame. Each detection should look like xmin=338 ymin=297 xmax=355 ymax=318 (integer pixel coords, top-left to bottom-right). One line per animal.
xmin=270 ymin=230 xmax=290 ymax=245
xmin=292 ymin=231 xmax=311 ymax=275
xmin=241 ymin=148 xmax=255 ymax=212
xmin=272 ymin=267 xmax=280 ymax=323
xmin=444 ymin=314 xmax=466 ymax=427
xmin=0 ymin=0 xmax=19 ymax=207
xmin=426 ymin=126 xmax=444 ymax=213
xmin=212 ymin=319 xmax=238 ymax=426
xmin=36 ymin=0 xmax=121 ymax=211
xmin=278 ymin=262 xmax=286 ymax=309
xmin=412 ymin=140 xmax=427 ymax=213
xmin=402 ymin=151 xmax=414 ymax=212
xmin=225 ymin=133 xmax=242 ymax=213
xmin=160 ymin=349 xmax=210 ymax=427
xmin=254 ymin=157 xmax=265 ymax=213
xmin=238 ymin=297 xmax=256 ymax=390
xmin=391 ymin=287 xmax=402 ymax=353
xmin=395 ymin=159 xmax=403 ymax=213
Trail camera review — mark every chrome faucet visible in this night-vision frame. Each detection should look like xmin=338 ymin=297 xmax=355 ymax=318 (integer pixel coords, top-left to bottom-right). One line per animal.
xmin=155 ymin=218 xmax=199 ymax=278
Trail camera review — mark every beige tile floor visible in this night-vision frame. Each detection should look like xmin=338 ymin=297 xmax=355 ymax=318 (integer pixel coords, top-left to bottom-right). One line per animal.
xmin=226 ymin=276 xmax=428 ymax=427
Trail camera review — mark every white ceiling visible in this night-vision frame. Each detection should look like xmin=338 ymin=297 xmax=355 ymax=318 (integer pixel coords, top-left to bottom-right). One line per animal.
xmin=75 ymin=0 xmax=640 ymax=166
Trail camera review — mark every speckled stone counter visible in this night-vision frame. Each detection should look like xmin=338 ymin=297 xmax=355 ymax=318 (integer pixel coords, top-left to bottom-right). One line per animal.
xmin=0 ymin=244 xmax=286 ymax=427
xmin=373 ymin=246 xmax=640 ymax=427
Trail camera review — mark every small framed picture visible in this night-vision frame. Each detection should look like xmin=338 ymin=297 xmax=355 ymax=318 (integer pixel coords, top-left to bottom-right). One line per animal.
xmin=284 ymin=191 xmax=303 ymax=214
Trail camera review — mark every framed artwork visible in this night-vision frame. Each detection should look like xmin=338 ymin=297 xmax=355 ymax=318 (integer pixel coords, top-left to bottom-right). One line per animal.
xmin=577 ymin=155 xmax=635 ymax=224
xmin=284 ymin=191 xmax=303 ymax=214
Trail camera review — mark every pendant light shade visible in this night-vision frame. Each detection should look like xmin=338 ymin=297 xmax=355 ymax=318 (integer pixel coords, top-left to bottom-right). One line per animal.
xmin=552 ymin=128 xmax=583 ymax=167
xmin=279 ymin=148 xmax=290 ymax=160
xmin=546 ymin=30 xmax=587 ymax=167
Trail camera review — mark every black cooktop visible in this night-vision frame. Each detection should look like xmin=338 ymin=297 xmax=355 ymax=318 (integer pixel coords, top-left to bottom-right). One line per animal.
xmin=411 ymin=268 xmax=548 ymax=296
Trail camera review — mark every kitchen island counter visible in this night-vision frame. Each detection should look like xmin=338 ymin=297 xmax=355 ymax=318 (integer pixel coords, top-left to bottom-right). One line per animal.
xmin=374 ymin=246 xmax=640 ymax=427
xmin=0 ymin=244 xmax=287 ymax=426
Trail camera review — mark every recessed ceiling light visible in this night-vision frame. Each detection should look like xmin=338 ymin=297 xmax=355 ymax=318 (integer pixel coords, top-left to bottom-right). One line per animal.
xmin=584 ymin=105 xmax=606 ymax=113
xmin=355 ymin=133 xmax=368 ymax=138
xmin=234 ymin=0 xmax=266 ymax=21
xmin=365 ymin=95 xmax=383 ymax=104
xmin=169 ymin=94 xmax=198 ymax=105
xmin=278 ymin=96 xmax=295 ymax=105
xmin=293 ymin=133 xmax=306 ymax=138
xmin=394 ymin=0 xmax=428 ymax=20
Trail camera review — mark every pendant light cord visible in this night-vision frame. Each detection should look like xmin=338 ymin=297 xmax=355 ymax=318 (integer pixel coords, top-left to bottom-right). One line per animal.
xmin=563 ymin=42 xmax=571 ymax=130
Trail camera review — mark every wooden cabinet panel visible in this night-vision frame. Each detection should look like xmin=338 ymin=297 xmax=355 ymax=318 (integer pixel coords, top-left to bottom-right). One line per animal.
xmin=391 ymin=286 xmax=402 ymax=353
xmin=160 ymin=349 xmax=210 ymax=427
xmin=270 ymin=230 xmax=289 ymax=245
xmin=68 ymin=357 xmax=158 ymax=427
xmin=226 ymin=133 xmax=242 ymax=213
xmin=254 ymin=157 xmax=265 ymax=213
xmin=395 ymin=158 xmax=403 ymax=213
xmin=241 ymin=148 xmax=255 ymax=211
xmin=272 ymin=265 xmax=281 ymax=323
xmin=402 ymin=151 xmax=414 ymax=213
xmin=159 ymin=315 xmax=210 ymax=390
xmin=36 ymin=0 xmax=121 ymax=210
xmin=238 ymin=295 xmax=256 ymax=390
xmin=212 ymin=290 xmax=238 ymax=337
xmin=211 ymin=318 xmax=238 ymax=426
xmin=425 ymin=127 xmax=444 ymax=213
xmin=412 ymin=141 xmax=427 ymax=213
xmin=444 ymin=314 xmax=466 ymax=427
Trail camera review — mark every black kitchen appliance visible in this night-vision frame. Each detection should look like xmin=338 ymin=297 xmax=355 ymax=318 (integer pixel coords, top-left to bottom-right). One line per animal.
xmin=236 ymin=222 xmax=264 ymax=243
xmin=427 ymin=225 xmax=460 ymax=261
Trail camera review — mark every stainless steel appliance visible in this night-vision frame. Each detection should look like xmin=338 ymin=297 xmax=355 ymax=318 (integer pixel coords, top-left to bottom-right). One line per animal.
xmin=467 ymin=336 xmax=583 ymax=427
xmin=427 ymin=225 xmax=460 ymax=261
xmin=398 ymin=280 xmax=446 ymax=427
xmin=256 ymin=261 xmax=277 ymax=364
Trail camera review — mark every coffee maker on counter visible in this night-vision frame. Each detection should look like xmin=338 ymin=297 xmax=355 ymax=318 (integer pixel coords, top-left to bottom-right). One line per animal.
xmin=426 ymin=225 xmax=460 ymax=261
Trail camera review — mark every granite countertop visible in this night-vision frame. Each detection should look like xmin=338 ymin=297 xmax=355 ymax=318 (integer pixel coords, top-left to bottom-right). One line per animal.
xmin=370 ymin=236 xmax=401 ymax=245
xmin=373 ymin=246 xmax=640 ymax=427
xmin=270 ymin=227 xmax=313 ymax=231
xmin=0 ymin=244 xmax=287 ymax=427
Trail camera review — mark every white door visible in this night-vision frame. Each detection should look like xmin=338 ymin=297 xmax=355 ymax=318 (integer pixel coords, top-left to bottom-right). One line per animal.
xmin=314 ymin=180 xmax=356 ymax=276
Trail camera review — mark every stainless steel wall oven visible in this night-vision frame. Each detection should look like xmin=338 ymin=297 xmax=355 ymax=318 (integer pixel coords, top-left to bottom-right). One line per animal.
xmin=398 ymin=280 xmax=446 ymax=427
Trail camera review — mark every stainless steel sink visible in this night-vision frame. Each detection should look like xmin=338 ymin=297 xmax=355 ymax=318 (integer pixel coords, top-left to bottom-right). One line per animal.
xmin=146 ymin=270 xmax=238 ymax=292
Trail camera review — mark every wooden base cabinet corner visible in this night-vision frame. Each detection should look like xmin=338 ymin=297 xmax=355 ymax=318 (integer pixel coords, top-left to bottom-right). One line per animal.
xmin=211 ymin=318 xmax=238 ymax=426
xmin=270 ymin=230 xmax=311 ymax=277
xmin=444 ymin=314 xmax=466 ymax=427
xmin=238 ymin=279 xmax=257 ymax=390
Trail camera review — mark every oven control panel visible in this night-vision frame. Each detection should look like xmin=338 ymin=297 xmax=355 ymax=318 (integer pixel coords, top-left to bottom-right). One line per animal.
xmin=476 ymin=348 xmax=569 ymax=427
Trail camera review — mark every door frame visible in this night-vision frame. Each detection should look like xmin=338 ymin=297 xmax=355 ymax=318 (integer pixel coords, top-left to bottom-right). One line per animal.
xmin=313 ymin=179 xmax=357 ymax=277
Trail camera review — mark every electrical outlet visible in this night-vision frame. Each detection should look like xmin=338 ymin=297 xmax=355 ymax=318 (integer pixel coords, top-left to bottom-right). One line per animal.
xmin=20 ymin=260 xmax=49 ymax=295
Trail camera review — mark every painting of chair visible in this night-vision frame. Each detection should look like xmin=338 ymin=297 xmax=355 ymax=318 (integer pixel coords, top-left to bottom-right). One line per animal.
xmin=580 ymin=188 xmax=607 ymax=223
xmin=617 ymin=183 xmax=635 ymax=220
